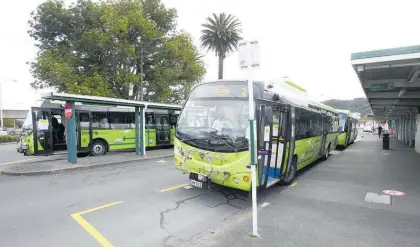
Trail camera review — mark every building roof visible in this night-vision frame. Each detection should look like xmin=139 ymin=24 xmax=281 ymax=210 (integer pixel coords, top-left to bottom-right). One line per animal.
xmin=351 ymin=45 xmax=420 ymax=120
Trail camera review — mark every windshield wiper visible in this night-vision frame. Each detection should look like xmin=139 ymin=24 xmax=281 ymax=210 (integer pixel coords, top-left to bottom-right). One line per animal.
xmin=217 ymin=136 xmax=237 ymax=152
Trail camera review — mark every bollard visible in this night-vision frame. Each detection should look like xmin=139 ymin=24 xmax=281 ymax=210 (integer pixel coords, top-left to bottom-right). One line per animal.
xmin=383 ymin=133 xmax=390 ymax=150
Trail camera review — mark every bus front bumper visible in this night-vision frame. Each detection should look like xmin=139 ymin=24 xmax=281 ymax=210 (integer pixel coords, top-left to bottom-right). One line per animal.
xmin=174 ymin=155 xmax=252 ymax=192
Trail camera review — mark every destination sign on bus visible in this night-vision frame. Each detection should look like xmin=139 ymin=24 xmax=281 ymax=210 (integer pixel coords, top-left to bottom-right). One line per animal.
xmin=190 ymin=83 xmax=251 ymax=98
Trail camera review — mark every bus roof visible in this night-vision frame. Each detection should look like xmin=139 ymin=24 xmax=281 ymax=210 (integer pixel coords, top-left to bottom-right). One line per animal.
xmin=41 ymin=92 xmax=182 ymax=110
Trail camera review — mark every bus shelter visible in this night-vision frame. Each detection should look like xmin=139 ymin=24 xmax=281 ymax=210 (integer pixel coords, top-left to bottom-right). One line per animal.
xmin=351 ymin=45 xmax=420 ymax=152
xmin=41 ymin=92 xmax=182 ymax=164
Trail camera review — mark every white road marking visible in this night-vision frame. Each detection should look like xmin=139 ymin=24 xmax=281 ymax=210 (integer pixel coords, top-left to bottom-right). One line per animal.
xmin=260 ymin=202 xmax=269 ymax=208
xmin=184 ymin=185 xmax=193 ymax=189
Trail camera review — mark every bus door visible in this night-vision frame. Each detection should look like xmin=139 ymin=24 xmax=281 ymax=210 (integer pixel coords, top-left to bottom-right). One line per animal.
xmin=77 ymin=111 xmax=92 ymax=152
xmin=346 ymin=119 xmax=352 ymax=145
xmin=155 ymin=114 xmax=171 ymax=145
xmin=31 ymin=107 xmax=53 ymax=155
xmin=169 ymin=113 xmax=178 ymax=144
xmin=256 ymin=104 xmax=280 ymax=188
xmin=319 ymin=113 xmax=329 ymax=157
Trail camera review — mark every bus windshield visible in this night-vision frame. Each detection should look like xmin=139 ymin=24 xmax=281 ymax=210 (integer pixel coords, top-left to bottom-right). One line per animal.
xmin=338 ymin=113 xmax=348 ymax=132
xmin=22 ymin=111 xmax=33 ymax=130
xmin=177 ymin=97 xmax=249 ymax=152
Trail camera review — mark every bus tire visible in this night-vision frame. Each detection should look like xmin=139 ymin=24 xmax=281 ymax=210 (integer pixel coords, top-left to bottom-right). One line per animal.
xmin=90 ymin=140 xmax=107 ymax=156
xmin=321 ymin=143 xmax=331 ymax=161
xmin=280 ymin=156 xmax=297 ymax=186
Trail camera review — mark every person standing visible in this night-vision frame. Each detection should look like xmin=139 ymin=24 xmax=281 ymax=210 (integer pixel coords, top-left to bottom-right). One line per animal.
xmin=377 ymin=125 xmax=383 ymax=138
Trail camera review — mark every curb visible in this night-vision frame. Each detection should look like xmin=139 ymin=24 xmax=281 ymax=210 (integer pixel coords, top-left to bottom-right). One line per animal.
xmin=0 ymin=154 xmax=174 ymax=176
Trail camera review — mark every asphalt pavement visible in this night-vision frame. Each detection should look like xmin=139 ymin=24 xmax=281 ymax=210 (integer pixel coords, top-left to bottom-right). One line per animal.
xmin=186 ymin=133 xmax=420 ymax=247
xmin=1 ymin=133 xmax=420 ymax=247
xmin=0 ymin=156 xmax=249 ymax=247
xmin=0 ymin=143 xmax=33 ymax=164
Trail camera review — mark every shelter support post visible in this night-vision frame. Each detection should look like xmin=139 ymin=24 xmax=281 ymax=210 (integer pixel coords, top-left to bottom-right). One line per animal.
xmin=140 ymin=107 xmax=144 ymax=156
xmin=66 ymin=101 xmax=77 ymax=164
xmin=135 ymin=106 xmax=140 ymax=156
xmin=403 ymin=116 xmax=407 ymax=144
xmin=415 ymin=113 xmax=420 ymax=153
xmin=135 ymin=106 xmax=145 ymax=157
xmin=408 ymin=113 xmax=414 ymax=147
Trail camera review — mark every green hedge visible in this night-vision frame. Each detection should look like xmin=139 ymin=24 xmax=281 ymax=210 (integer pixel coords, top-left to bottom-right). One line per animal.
xmin=0 ymin=135 xmax=19 ymax=143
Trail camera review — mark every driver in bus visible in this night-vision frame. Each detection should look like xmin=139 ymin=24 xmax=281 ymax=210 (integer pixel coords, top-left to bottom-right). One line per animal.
xmin=212 ymin=108 xmax=232 ymax=134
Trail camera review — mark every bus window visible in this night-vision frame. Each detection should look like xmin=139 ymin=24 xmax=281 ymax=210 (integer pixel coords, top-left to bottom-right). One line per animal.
xmin=170 ymin=115 xmax=178 ymax=128
xmin=109 ymin=112 xmax=130 ymax=129
xmin=146 ymin=113 xmax=154 ymax=127
xmin=92 ymin=112 xmax=109 ymax=128
xmin=162 ymin=116 xmax=169 ymax=126
xmin=79 ymin=112 xmax=90 ymax=129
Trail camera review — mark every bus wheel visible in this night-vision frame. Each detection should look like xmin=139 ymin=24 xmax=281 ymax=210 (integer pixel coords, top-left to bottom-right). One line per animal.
xmin=90 ymin=140 xmax=107 ymax=156
xmin=321 ymin=144 xmax=331 ymax=161
xmin=280 ymin=157 xmax=297 ymax=186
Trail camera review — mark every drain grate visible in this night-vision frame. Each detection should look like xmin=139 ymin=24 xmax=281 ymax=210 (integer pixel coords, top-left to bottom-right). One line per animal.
xmin=365 ymin=192 xmax=391 ymax=205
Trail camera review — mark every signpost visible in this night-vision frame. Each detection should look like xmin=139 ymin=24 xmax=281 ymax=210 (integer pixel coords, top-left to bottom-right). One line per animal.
xmin=64 ymin=103 xmax=73 ymax=119
xmin=238 ymin=40 xmax=260 ymax=237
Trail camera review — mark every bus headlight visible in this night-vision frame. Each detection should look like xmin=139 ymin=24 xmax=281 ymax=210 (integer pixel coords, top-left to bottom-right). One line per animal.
xmin=233 ymin=178 xmax=239 ymax=184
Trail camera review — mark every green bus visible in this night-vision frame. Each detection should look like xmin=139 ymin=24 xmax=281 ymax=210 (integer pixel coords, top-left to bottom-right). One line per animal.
xmin=17 ymin=99 xmax=179 ymax=156
xmin=336 ymin=110 xmax=358 ymax=148
xmin=174 ymin=80 xmax=339 ymax=192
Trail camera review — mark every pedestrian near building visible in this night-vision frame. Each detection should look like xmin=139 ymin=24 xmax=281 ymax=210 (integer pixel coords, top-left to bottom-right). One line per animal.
xmin=378 ymin=125 xmax=383 ymax=138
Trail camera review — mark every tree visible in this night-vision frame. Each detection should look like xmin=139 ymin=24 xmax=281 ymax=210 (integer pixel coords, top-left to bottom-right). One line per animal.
xmin=28 ymin=0 xmax=205 ymax=104
xmin=200 ymin=13 xmax=242 ymax=80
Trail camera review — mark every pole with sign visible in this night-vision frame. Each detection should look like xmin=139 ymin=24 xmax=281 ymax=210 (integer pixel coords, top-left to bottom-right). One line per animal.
xmin=238 ymin=40 xmax=260 ymax=237
xmin=64 ymin=102 xmax=77 ymax=164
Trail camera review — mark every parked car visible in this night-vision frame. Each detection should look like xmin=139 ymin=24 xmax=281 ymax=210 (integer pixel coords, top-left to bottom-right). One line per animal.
xmin=0 ymin=128 xmax=7 ymax=136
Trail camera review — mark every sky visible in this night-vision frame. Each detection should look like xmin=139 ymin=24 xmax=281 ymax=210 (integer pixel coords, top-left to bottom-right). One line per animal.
xmin=1 ymin=0 xmax=420 ymax=110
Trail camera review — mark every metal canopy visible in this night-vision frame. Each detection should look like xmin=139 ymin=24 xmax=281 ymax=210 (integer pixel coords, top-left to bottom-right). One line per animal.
xmin=41 ymin=92 xmax=182 ymax=110
xmin=40 ymin=92 xmax=181 ymax=164
xmin=351 ymin=45 xmax=420 ymax=120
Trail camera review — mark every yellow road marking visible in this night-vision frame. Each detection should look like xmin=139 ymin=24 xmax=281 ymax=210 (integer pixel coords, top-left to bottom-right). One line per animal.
xmin=0 ymin=158 xmax=36 ymax=166
xmin=290 ymin=182 xmax=297 ymax=187
xmin=76 ymin=201 xmax=123 ymax=215
xmin=159 ymin=183 xmax=188 ymax=192
xmin=71 ymin=201 xmax=123 ymax=247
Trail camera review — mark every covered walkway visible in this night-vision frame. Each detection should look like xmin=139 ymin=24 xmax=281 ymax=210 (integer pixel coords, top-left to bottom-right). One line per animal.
xmin=351 ymin=45 xmax=420 ymax=152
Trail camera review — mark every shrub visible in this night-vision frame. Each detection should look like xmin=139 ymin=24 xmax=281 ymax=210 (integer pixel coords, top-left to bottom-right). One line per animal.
xmin=0 ymin=135 xmax=18 ymax=143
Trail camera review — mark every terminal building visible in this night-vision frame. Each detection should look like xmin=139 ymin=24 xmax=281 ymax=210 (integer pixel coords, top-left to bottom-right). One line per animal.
xmin=351 ymin=45 xmax=420 ymax=153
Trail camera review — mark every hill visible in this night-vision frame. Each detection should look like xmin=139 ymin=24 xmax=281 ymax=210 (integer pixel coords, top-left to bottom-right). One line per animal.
xmin=321 ymin=98 xmax=371 ymax=115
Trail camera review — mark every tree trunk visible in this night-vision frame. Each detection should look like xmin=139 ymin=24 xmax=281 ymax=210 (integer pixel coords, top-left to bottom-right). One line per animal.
xmin=218 ymin=55 xmax=224 ymax=80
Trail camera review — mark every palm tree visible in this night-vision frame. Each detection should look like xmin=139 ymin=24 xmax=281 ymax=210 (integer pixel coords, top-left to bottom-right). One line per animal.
xmin=200 ymin=13 xmax=242 ymax=80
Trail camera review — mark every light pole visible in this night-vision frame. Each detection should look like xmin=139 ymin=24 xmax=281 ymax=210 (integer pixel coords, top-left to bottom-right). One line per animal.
xmin=0 ymin=79 xmax=18 ymax=128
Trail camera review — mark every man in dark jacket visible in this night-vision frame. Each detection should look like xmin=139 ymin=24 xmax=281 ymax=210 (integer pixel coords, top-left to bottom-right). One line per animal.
xmin=377 ymin=125 xmax=383 ymax=138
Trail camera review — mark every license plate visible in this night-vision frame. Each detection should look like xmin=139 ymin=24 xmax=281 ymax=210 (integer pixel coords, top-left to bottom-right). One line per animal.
xmin=189 ymin=179 xmax=203 ymax=188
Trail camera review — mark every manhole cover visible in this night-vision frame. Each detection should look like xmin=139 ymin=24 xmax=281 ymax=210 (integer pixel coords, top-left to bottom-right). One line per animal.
xmin=383 ymin=190 xmax=405 ymax=196
xmin=365 ymin=192 xmax=391 ymax=205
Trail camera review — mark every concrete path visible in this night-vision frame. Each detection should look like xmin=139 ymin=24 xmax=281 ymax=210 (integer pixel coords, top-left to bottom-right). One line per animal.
xmin=0 ymin=148 xmax=174 ymax=176
xmin=185 ymin=133 xmax=420 ymax=247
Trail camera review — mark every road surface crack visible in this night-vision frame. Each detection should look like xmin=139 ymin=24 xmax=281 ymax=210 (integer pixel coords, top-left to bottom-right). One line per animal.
xmin=207 ymin=190 xmax=249 ymax=209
